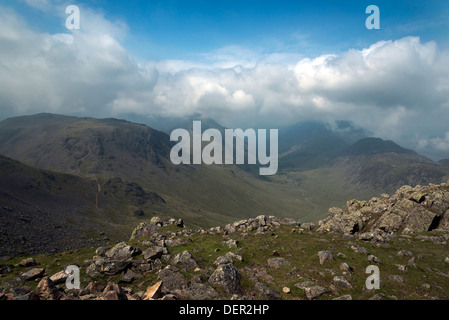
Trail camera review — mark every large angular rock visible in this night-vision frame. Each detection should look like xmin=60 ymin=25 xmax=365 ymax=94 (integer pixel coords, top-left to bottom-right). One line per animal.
xmin=317 ymin=182 xmax=449 ymax=235
xmin=208 ymin=263 xmax=242 ymax=295
xmin=130 ymin=217 xmax=167 ymax=239
xmin=79 ymin=282 xmax=106 ymax=296
xmin=105 ymin=242 xmax=140 ymax=261
xmin=157 ymin=265 xmax=188 ymax=294
xmin=143 ymin=246 xmax=166 ymax=260
xmin=20 ymin=268 xmax=45 ymax=281
xmin=173 ymin=251 xmax=199 ymax=270
xmin=36 ymin=277 xmax=62 ymax=300
xmin=49 ymin=270 xmax=69 ymax=285
xmin=86 ymin=258 xmax=130 ymax=277
xmin=99 ymin=283 xmax=128 ymax=300
xmin=142 ymin=281 xmax=163 ymax=300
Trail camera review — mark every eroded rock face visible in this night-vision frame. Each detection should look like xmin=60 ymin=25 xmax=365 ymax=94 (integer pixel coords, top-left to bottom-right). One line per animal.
xmin=318 ymin=181 xmax=449 ymax=235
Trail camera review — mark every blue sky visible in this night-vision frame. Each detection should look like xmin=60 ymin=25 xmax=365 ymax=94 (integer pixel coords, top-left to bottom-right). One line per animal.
xmin=7 ymin=0 xmax=449 ymax=60
xmin=1 ymin=1 xmax=449 ymax=159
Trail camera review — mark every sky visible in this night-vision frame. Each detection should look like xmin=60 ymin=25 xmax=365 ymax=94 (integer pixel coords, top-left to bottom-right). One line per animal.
xmin=1 ymin=0 xmax=449 ymax=160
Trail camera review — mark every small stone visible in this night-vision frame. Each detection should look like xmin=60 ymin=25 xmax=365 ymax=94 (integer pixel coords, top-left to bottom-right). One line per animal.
xmin=351 ymin=245 xmax=368 ymax=255
xmin=339 ymin=262 xmax=353 ymax=273
xmin=254 ymin=282 xmax=281 ymax=300
xmin=79 ymin=282 xmax=106 ymax=296
xmin=332 ymin=276 xmax=353 ymax=289
xmin=317 ymin=251 xmax=334 ymax=265
xmin=369 ymin=293 xmax=386 ymax=300
xmin=422 ymin=283 xmax=431 ymax=290
xmin=395 ymin=264 xmax=408 ymax=273
xmin=407 ymin=257 xmax=417 ymax=268
xmin=282 ymin=287 xmax=290 ymax=294
xmin=18 ymin=258 xmax=39 ymax=267
xmin=397 ymin=250 xmax=414 ymax=258
xmin=267 ymin=257 xmax=291 ymax=269
xmin=304 ymin=286 xmax=327 ymax=300
xmin=332 ymin=294 xmax=352 ymax=300
xmin=389 ymin=275 xmax=404 ymax=283
xmin=294 ymin=281 xmax=315 ymax=289
xmin=214 ymin=255 xmax=233 ymax=266
xmin=224 ymin=239 xmax=239 ymax=248
xmin=368 ymin=255 xmax=383 ymax=264
xmin=119 ymin=269 xmax=142 ymax=284
xmin=95 ymin=247 xmax=107 ymax=256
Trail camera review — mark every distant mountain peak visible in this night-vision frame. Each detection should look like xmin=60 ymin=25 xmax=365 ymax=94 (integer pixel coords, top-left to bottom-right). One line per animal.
xmin=345 ymin=137 xmax=417 ymax=156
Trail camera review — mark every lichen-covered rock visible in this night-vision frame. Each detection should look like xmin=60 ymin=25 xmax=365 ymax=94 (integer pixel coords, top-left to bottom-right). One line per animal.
xmin=317 ymin=181 xmax=449 ymax=235
xmin=157 ymin=265 xmax=188 ymax=294
xmin=173 ymin=250 xmax=198 ymax=270
xmin=208 ymin=263 xmax=242 ymax=295
xmin=143 ymin=246 xmax=166 ymax=260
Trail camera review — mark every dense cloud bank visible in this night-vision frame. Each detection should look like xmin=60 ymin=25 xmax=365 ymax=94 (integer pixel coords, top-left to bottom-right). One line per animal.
xmin=0 ymin=5 xmax=448 ymax=159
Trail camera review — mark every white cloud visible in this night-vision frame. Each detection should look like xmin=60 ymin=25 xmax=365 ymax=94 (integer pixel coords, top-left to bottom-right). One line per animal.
xmin=418 ymin=132 xmax=449 ymax=153
xmin=1 ymin=5 xmax=449 ymax=159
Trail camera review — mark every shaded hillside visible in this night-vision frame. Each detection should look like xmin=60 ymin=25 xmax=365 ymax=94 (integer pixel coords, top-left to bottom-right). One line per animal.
xmin=0 ymin=114 xmax=312 ymax=230
xmin=0 ymin=113 xmax=173 ymax=179
xmin=334 ymin=138 xmax=448 ymax=194
xmin=0 ymin=154 xmax=167 ymax=257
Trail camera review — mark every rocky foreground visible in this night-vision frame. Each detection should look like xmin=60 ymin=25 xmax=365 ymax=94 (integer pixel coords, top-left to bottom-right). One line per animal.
xmin=1 ymin=181 xmax=449 ymax=300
